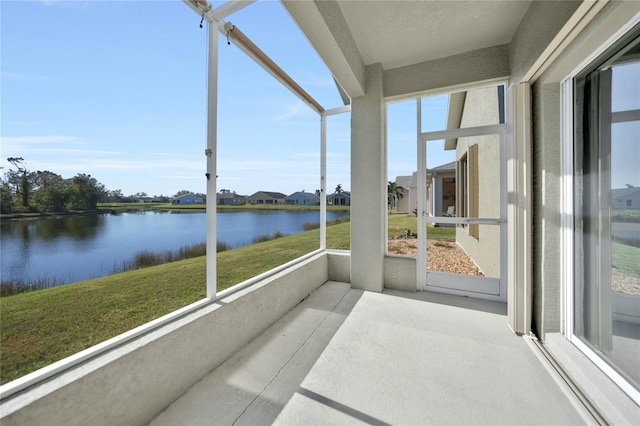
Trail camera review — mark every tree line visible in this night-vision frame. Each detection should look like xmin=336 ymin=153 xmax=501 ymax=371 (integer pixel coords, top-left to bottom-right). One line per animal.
xmin=0 ymin=157 xmax=177 ymax=214
xmin=0 ymin=157 xmax=110 ymax=214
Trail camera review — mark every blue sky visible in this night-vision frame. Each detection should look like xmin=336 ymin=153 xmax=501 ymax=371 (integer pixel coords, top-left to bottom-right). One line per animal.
xmin=1 ymin=0 xmax=450 ymax=197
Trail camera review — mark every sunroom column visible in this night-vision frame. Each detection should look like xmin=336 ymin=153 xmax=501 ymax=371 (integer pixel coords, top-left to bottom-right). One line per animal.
xmin=350 ymin=63 xmax=385 ymax=292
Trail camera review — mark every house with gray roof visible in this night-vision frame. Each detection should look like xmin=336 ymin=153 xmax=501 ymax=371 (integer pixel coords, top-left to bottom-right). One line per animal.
xmin=285 ymin=191 xmax=320 ymax=206
xmin=172 ymin=193 xmax=204 ymax=205
xmin=327 ymin=191 xmax=350 ymax=206
xmin=216 ymin=190 xmax=246 ymax=206
xmin=612 ymin=187 xmax=640 ymax=209
xmin=248 ymin=191 xmax=287 ymax=205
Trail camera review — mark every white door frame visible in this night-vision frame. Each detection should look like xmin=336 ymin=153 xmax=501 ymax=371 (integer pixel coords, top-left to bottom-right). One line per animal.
xmin=416 ymin=122 xmax=508 ymax=302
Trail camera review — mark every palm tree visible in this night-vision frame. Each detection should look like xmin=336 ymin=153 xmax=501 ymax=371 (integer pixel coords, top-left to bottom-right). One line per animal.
xmin=387 ymin=181 xmax=404 ymax=213
xmin=335 ymin=184 xmax=343 ymax=194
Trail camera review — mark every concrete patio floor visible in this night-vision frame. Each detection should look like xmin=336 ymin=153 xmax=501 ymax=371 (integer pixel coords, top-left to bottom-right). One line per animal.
xmin=151 ymin=281 xmax=590 ymax=425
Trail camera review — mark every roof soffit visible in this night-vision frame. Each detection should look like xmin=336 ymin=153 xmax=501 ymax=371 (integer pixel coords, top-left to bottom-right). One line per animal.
xmin=282 ymin=0 xmax=366 ymax=98
xmin=335 ymin=0 xmax=531 ymax=70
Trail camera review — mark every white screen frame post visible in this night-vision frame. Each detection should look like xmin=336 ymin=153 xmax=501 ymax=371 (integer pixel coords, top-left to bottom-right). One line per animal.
xmin=416 ymin=98 xmax=427 ymax=290
xmin=205 ymin=18 xmax=218 ymax=299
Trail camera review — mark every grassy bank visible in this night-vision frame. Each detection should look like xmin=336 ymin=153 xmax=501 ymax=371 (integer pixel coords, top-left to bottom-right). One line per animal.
xmin=0 ymin=217 xmax=351 ymax=384
xmin=386 ymin=213 xmax=455 ymax=241
xmin=2 ymin=213 xmax=441 ymax=384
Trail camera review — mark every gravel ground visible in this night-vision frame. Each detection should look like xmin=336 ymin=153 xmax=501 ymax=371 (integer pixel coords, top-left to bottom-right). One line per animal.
xmin=389 ymin=238 xmax=638 ymax=294
xmin=387 ymin=238 xmax=484 ymax=276
xmin=612 ymin=268 xmax=640 ymax=295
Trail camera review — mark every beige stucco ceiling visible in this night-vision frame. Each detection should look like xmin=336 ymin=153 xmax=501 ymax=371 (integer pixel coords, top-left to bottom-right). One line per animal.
xmin=337 ymin=0 xmax=531 ymax=70
xmin=283 ymin=0 xmax=532 ymax=98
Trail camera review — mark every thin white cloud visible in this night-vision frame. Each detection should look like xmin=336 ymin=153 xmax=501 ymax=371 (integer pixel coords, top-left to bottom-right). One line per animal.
xmin=23 ymin=157 xmax=203 ymax=173
xmin=1 ymin=135 xmax=79 ymax=144
xmin=161 ymin=174 xmax=203 ymax=180
xmin=34 ymin=0 xmax=103 ymax=10
xmin=20 ymin=148 xmax=121 ymax=156
xmin=295 ymin=152 xmax=320 ymax=158
xmin=304 ymin=73 xmax=336 ymax=89
xmin=0 ymin=71 xmax=51 ymax=81
xmin=292 ymin=152 xmax=346 ymax=159
xmin=273 ymin=104 xmax=304 ymax=122
xmin=217 ymin=159 xmax=306 ymax=171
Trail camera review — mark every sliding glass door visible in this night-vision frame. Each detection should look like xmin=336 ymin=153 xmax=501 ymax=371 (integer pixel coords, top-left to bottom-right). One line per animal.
xmin=572 ymin=27 xmax=640 ymax=394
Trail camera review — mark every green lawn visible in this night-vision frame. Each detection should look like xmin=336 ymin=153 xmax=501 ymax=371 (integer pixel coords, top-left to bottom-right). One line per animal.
xmin=0 ymin=212 xmax=443 ymax=385
xmin=387 ymin=213 xmax=455 ymax=241
xmin=612 ymin=242 xmax=640 ymax=277
xmin=0 ymin=220 xmax=350 ymax=384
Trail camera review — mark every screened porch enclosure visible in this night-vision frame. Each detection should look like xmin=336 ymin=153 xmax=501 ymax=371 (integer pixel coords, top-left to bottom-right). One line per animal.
xmin=2 ymin=1 xmax=639 ymax=424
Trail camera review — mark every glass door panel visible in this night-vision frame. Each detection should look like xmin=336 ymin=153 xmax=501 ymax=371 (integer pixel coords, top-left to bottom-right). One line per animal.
xmin=573 ymin=34 xmax=640 ymax=391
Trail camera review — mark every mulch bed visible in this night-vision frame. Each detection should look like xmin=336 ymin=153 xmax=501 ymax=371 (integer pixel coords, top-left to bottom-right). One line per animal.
xmin=387 ymin=238 xmax=484 ymax=276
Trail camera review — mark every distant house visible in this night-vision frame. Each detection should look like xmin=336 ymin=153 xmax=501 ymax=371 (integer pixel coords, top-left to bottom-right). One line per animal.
xmin=612 ymin=187 xmax=640 ymax=209
xmin=393 ymin=176 xmax=412 ymax=214
xmin=402 ymin=162 xmax=456 ymax=218
xmin=172 ymin=193 xmax=204 ymax=205
xmin=427 ymin=162 xmax=456 ymax=217
xmin=248 ymin=191 xmax=287 ymax=205
xmin=216 ymin=191 xmax=246 ymax=206
xmin=327 ymin=191 xmax=350 ymax=206
xmin=285 ymin=191 xmax=320 ymax=206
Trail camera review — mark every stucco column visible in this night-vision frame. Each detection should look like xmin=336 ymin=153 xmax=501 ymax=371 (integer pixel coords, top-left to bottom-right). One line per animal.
xmin=532 ymin=82 xmax=562 ymax=338
xmin=350 ymin=63 xmax=385 ymax=292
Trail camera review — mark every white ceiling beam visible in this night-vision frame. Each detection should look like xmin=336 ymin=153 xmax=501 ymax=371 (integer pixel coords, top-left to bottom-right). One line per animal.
xmin=282 ymin=0 xmax=366 ymax=98
xmin=384 ymin=45 xmax=510 ymax=100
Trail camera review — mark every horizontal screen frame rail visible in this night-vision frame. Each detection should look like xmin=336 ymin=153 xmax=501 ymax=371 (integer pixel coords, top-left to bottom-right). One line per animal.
xmin=424 ymin=216 xmax=502 ymax=225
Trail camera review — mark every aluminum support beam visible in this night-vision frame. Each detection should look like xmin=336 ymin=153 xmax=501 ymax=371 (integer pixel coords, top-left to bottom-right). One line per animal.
xmin=205 ymin=20 xmax=218 ymax=298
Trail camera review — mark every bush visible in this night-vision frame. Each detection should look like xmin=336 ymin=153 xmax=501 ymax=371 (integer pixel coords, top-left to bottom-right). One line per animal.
xmin=251 ymin=231 xmax=287 ymax=244
xmin=303 ymin=221 xmax=320 ymax=231
xmin=304 ymin=216 xmax=350 ymax=231
xmin=116 ymin=242 xmax=208 ymax=273
xmin=1 ymin=277 xmax=61 ymax=297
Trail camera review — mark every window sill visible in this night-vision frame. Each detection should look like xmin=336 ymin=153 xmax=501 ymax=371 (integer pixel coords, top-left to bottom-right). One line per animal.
xmin=542 ymin=333 xmax=639 ymax=424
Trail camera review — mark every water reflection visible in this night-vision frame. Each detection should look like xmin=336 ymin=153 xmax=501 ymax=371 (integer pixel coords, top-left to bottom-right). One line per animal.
xmin=3 ymin=215 xmax=104 ymax=242
xmin=1 ymin=209 xmax=348 ymax=287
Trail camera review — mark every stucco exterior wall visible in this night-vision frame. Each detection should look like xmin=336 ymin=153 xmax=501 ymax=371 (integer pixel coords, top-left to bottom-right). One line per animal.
xmin=395 ymin=190 xmax=410 ymax=214
xmin=525 ymin=1 xmax=640 ymax=340
xmin=454 ymin=87 xmax=501 ymax=278
xmin=384 ymin=256 xmax=417 ymax=292
xmin=530 ymin=82 xmax=562 ymax=338
xmin=327 ymin=251 xmax=351 ymax=283
xmin=509 ymin=0 xmax=582 ymax=85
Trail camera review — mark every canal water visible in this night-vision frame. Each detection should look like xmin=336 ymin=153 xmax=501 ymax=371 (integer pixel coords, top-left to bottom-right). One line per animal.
xmin=1 ymin=209 xmax=349 ymax=286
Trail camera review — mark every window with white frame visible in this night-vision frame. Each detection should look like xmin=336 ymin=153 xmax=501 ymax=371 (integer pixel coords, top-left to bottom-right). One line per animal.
xmin=571 ymin=24 xmax=640 ymax=393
